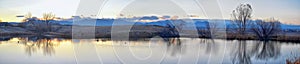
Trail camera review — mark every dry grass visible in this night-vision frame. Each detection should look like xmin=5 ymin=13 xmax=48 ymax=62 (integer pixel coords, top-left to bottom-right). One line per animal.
xmin=1 ymin=25 xmax=300 ymax=42
xmin=286 ymin=58 xmax=300 ymax=64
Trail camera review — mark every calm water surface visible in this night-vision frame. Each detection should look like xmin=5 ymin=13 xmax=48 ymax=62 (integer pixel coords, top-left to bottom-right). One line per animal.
xmin=0 ymin=37 xmax=299 ymax=64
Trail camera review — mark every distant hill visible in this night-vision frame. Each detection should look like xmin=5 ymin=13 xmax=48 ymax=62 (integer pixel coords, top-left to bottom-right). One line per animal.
xmin=8 ymin=19 xmax=300 ymax=30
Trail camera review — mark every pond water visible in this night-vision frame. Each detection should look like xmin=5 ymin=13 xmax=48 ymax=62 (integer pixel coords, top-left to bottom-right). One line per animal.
xmin=0 ymin=37 xmax=299 ymax=64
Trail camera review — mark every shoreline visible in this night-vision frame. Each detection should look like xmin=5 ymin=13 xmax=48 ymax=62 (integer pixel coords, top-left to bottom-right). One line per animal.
xmin=1 ymin=33 xmax=299 ymax=43
xmin=1 ymin=25 xmax=299 ymax=42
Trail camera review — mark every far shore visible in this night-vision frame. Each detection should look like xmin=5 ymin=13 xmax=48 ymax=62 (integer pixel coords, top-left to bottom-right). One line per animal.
xmin=1 ymin=25 xmax=299 ymax=42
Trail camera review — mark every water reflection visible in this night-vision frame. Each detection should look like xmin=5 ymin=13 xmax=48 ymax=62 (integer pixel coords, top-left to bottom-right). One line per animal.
xmin=231 ymin=40 xmax=281 ymax=64
xmin=231 ymin=40 xmax=251 ymax=64
xmin=201 ymin=39 xmax=219 ymax=54
xmin=164 ymin=38 xmax=185 ymax=56
xmin=0 ymin=37 xmax=298 ymax=64
xmin=251 ymin=41 xmax=281 ymax=60
xmin=17 ymin=37 xmax=58 ymax=56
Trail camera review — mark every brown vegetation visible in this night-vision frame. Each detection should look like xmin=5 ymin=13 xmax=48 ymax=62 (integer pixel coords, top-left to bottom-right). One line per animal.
xmin=286 ymin=58 xmax=300 ymax=64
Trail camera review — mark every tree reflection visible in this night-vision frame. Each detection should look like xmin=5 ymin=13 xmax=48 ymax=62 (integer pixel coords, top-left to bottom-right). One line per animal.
xmin=231 ymin=40 xmax=281 ymax=64
xmin=250 ymin=41 xmax=280 ymax=60
xmin=164 ymin=38 xmax=185 ymax=56
xmin=201 ymin=39 xmax=219 ymax=54
xmin=24 ymin=43 xmax=37 ymax=56
xmin=231 ymin=40 xmax=251 ymax=64
xmin=41 ymin=39 xmax=55 ymax=56
xmin=18 ymin=37 xmax=57 ymax=56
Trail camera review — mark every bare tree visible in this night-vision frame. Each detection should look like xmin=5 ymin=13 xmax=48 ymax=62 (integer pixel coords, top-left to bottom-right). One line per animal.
xmin=42 ymin=12 xmax=55 ymax=32
xmin=22 ymin=12 xmax=33 ymax=22
xmin=25 ymin=12 xmax=32 ymax=18
xmin=24 ymin=12 xmax=59 ymax=34
xmin=173 ymin=20 xmax=186 ymax=32
xmin=43 ymin=12 xmax=55 ymax=22
xmin=207 ymin=21 xmax=218 ymax=38
xmin=196 ymin=21 xmax=218 ymax=38
xmin=161 ymin=23 xmax=179 ymax=37
xmin=159 ymin=20 xmax=185 ymax=38
xmin=251 ymin=18 xmax=281 ymax=41
xmin=231 ymin=3 xmax=253 ymax=36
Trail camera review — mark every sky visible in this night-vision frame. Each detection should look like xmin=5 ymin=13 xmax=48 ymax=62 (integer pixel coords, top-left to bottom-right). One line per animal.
xmin=0 ymin=0 xmax=299 ymax=25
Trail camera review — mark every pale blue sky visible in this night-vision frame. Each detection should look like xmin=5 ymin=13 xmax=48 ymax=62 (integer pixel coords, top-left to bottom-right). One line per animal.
xmin=0 ymin=0 xmax=299 ymax=24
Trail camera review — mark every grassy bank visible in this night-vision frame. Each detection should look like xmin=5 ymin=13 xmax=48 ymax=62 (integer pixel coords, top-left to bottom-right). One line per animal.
xmin=1 ymin=25 xmax=299 ymax=42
